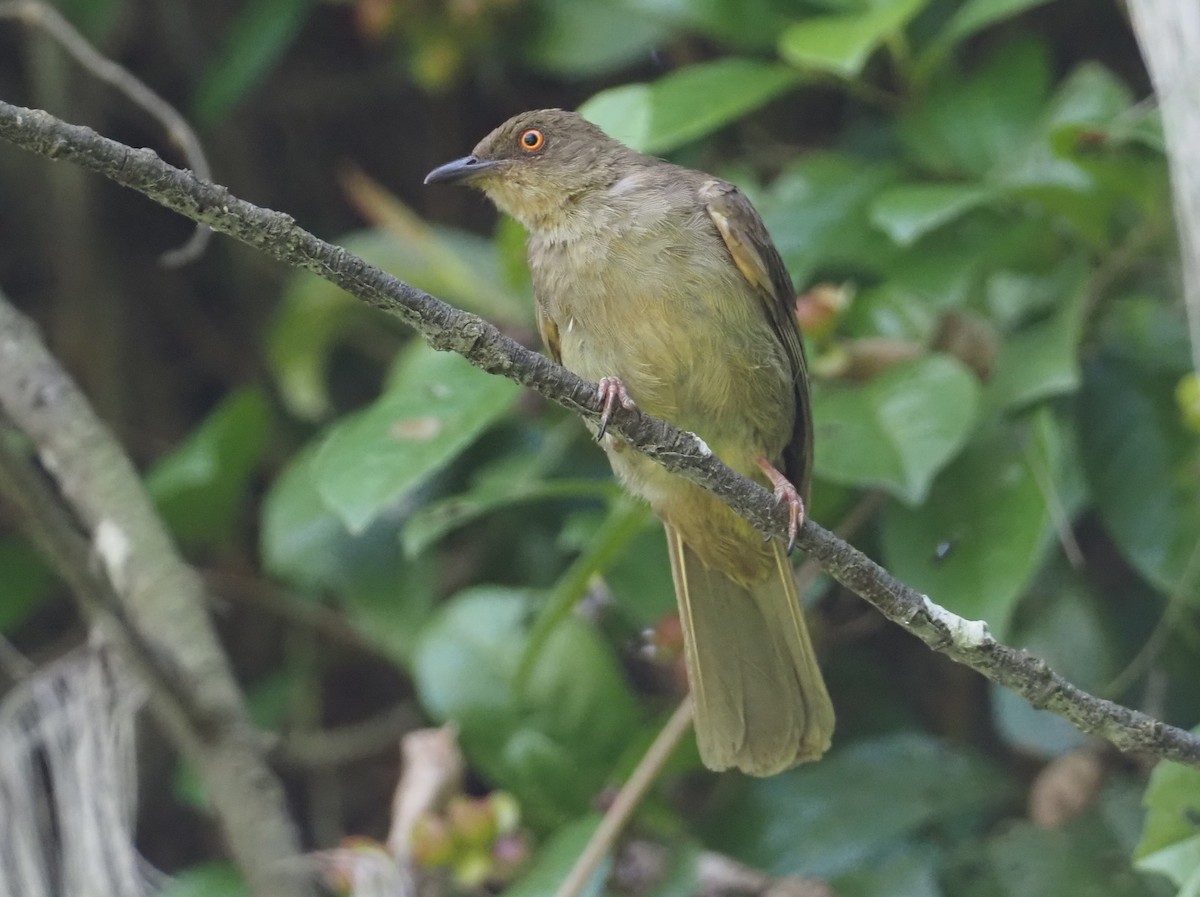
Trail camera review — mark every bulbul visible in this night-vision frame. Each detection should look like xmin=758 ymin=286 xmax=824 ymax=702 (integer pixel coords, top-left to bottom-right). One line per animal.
xmin=426 ymin=109 xmax=834 ymax=776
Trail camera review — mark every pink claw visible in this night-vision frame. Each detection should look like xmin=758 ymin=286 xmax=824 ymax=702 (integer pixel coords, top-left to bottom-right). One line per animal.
xmin=756 ymin=457 xmax=806 ymax=553
xmin=596 ymin=376 xmax=636 ymax=440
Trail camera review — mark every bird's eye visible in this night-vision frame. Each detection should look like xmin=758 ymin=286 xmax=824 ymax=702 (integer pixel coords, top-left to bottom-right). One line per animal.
xmin=520 ymin=129 xmax=545 ymax=151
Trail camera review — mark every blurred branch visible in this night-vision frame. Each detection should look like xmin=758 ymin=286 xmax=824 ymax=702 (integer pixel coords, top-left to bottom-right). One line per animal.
xmin=1 ymin=101 xmax=1199 ymax=769
xmin=1127 ymin=0 xmax=1200 ymax=374
xmin=0 ymin=0 xmax=211 ymax=264
xmin=274 ymin=703 xmax=418 ymax=768
xmin=0 ymin=291 xmax=310 ymax=897
xmin=555 ymin=699 xmax=694 ymax=897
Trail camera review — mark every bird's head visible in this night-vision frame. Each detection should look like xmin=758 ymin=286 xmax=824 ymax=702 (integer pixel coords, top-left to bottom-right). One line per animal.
xmin=424 ymin=109 xmax=636 ymax=230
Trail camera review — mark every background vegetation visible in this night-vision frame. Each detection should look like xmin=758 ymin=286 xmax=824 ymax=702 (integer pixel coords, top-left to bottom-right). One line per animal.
xmin=1 ymin=0 xmax=1199 ymax=895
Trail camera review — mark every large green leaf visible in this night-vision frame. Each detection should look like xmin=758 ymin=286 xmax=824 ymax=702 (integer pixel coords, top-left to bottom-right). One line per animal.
xmin=881 ymin=410 xmax=1068 ymax=637
xmin=579 ymin=59 xmax=801 ymax=154
xmin=260 ymin=442 xmax=436 ymax=663
xmin=869 ymin=182 xmax=998 ymax=246
xmin=944 ymin=0 xmax=1056 ymax=45
xmin=986 ymin=265 xmax=1087 ymax=412
xmin=760 ymin=153 xmax=902 ymax=284
xmin=262 ymin=442 xmax=347 ymax=591
xmin=900 ymin=36 xmax=1051 ymax=178
xmin=312 ymin=342 xmax=521 ymax=533
xmin=413 ymin=588 xmax=641 ymax=827
xmin=835 ymin=850 xmax=942 ymax=897
xmin=1137 ymin=749 xmax=1200 ymax=893
xmin=918 ymin=0 xmax=1057 ymax=74
xmin=1079 ymin=356 xmax=1200 ymax=596
xmin=702 ymin=732 xmax=1007 ymax=879
xmin=813 ymin=355 xmax=981 ymax=503
xmin=990 ymin=816 xmax=1163 ymax=897
xmin=778 ymin=0 xmax=929 ymax=77
xmin=147 ymin=388 xmax=271 ymax=548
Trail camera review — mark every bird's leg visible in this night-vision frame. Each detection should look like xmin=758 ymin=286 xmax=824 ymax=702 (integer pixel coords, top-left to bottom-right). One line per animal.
xmin=755 ymin=457 xmax=805 ymax=553
xmin=596 ymin=376 xmax=636 ymax=440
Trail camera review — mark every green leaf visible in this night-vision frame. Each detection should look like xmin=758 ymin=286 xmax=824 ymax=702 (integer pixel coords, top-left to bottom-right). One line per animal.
xmin=261 ymin=443 xmax=436 ymax=662
xmin=267 ymin=227 xmax=529 ymax=421
xmin=703 ymin=732 xmax=1007 ymax=879
xmin=505 ymin=817 xmax=606 ymax=897
xmin=778 ymin=0 xmax=929 ymax=77
xmin=578 ymin=84 xmax=654 ymax=152
xmin=900 ymin=36 xmax=1051 ymax=178
xmin=813 ymin=355 xmax=981 ymax=503
xmin=869 ymin=183 xmax=998 ymax=246
xmin=1138 ymin=837 xmax=1200 ymax=894
xmin=192 ymin=0 xmax=320 ymax=123
xmin=312 ymin=342 xmax=521 ymax=533
xmin=623 ymin=0 xmax=790 ymax=48
xmin=990 ymin=817 xmax=1163 ymax=897
xmin=147 ymin=388 xmax=271 ymax=548
xmin=519 ymin=497 xmax=651 ymax=682
xmin=986 ymin=264 xmax=1087 ymax=411
xmin=403 ymin=474 xmax=617 ymax=557
xmin=835 ymin=850 xmax=942 ymax=897
xmin=579 ymin=59 xmax=801 ymax=154
xmin=936 ymin=0 xmax=1056 ymax=56
xmin=0 ymin=537 xmax=54 ymax=632
xmin=523 ymin=0 xmax=671 ymax=78
xmin=401 ymin=418 xmax=617 ymax=555
xmin=760 ymin=153 xmax=902 ymax=284
xmin=881 ymin=410 xmax=1066 ymax=638
xmin=158 ymin=862 xmax=248 ymax=897
xmin=603 ymin=516 xmax=677 ymax=628
xmin=413 ymin=588 xmax=641 ymax=826
xmin=261 ymin=442 xmax=348 ymax=590
xmin=1138 ymin=756 xmax=1200 ymax=888
xmin=1079 ymin=356 xmax=1200 ymax=596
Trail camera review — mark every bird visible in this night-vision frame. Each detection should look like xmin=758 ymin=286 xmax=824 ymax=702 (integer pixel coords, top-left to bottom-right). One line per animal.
xmin=425 ymin=109 xmax=833 ymax=775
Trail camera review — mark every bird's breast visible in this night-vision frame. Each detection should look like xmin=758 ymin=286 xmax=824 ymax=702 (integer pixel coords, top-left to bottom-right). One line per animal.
xmin=528 ymin=223 xmax=794 ymax=457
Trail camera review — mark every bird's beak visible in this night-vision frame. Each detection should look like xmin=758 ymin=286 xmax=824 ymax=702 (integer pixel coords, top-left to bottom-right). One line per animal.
xmin=424 ymin=155 xmax=499 ymax=185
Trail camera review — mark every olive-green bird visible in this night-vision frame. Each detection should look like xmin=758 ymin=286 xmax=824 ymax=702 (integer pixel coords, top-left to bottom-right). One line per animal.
xmin=426 ymin=109 xmax=834 ymax=775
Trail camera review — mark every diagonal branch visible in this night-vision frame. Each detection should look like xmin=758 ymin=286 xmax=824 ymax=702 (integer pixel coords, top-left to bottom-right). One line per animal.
xmin=1 ymin=98 xmax=1198 ymax=768
xmin=0 ymin=288 xmax=310 ymax=897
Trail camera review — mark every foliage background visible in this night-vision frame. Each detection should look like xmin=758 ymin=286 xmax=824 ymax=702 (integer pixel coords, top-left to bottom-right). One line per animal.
xmin=1 ymin=0 xmax=1199 ymax=894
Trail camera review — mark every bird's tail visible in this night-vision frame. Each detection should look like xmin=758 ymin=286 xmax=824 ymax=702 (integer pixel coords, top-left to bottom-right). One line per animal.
xmin=665 ymin=523 xmax=834 ymax=776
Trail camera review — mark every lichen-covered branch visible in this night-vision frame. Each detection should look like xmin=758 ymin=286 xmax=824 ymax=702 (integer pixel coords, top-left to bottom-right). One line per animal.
xmin=0 ymin=290 xmax=310 ymax=897
xmin=0 ymin=99 xmax=1198 ymax=768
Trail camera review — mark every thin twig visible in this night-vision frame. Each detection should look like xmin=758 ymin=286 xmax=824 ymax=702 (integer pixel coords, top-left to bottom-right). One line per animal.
xmin=554 ymin=699 xmax=695 ymax=897
xmin=1 ymin=100 xmax=1199 ymax=767
xmin=0 ymin=0 xmax=211 ymax=264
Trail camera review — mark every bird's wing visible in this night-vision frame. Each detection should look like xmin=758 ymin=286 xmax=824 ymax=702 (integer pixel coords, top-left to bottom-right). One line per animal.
xmin=701 ymin=179 xmax=813 ymax=499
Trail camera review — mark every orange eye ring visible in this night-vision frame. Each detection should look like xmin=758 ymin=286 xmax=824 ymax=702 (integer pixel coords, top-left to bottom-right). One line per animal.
xmin=519 ymin=129 xmax=545 ymax=152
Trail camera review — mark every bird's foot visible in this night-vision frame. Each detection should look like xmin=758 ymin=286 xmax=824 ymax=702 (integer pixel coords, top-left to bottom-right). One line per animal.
xmin=596 ymin=376 xmax=636 ymax=440
xmin=755 ymin=457 xmax=805 ymax=553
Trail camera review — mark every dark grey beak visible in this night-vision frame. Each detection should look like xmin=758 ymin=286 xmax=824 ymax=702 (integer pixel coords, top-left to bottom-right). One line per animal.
xmin=424 ymin=155 xmax=498 ymax=185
